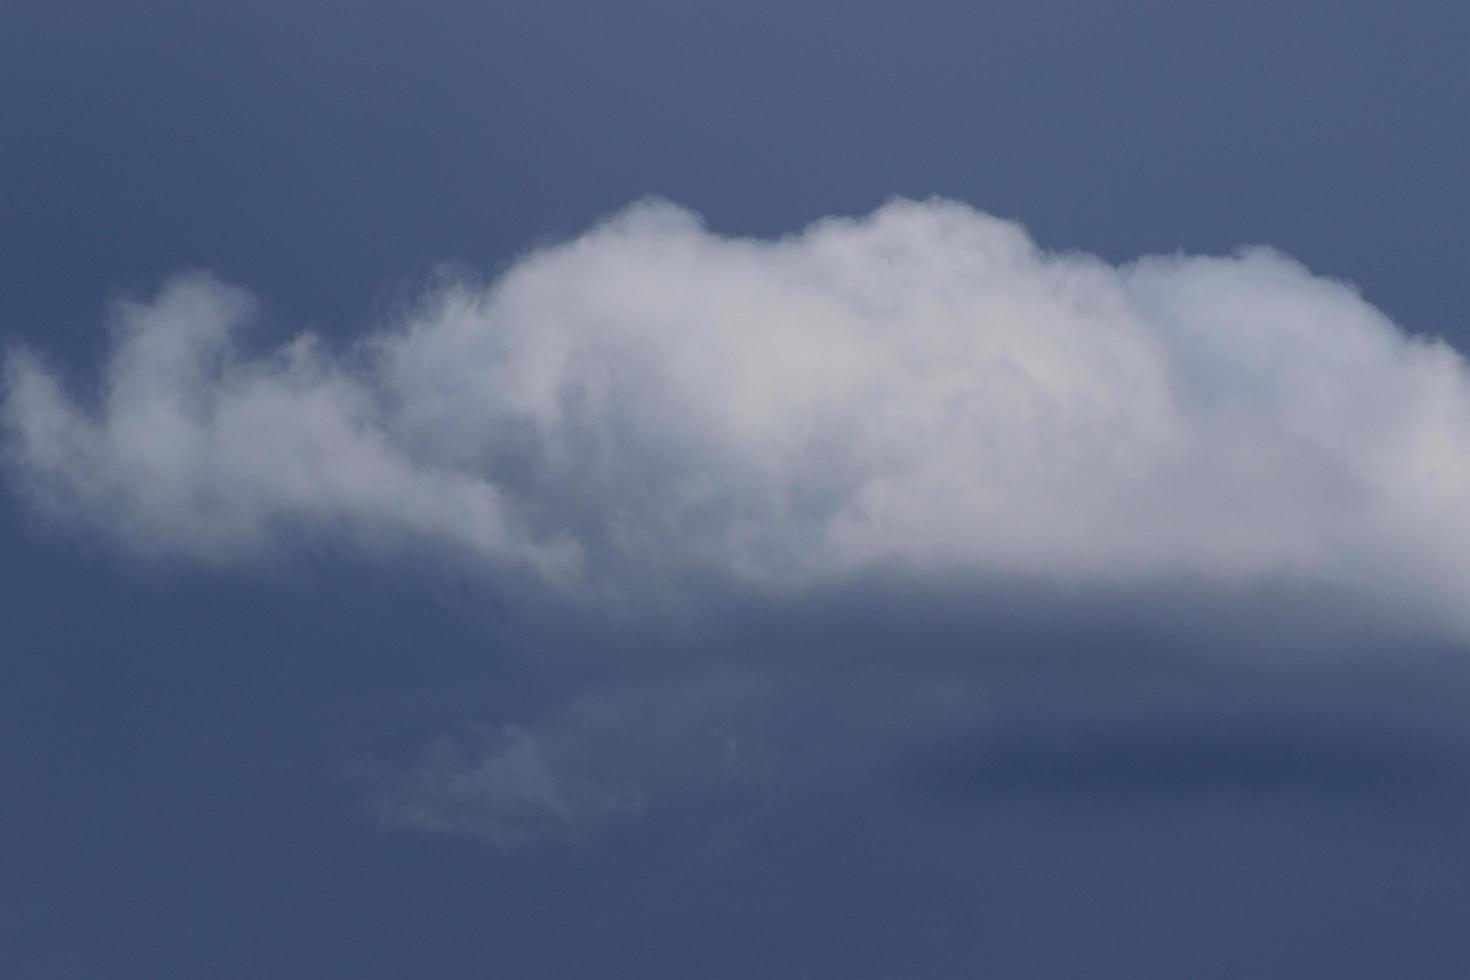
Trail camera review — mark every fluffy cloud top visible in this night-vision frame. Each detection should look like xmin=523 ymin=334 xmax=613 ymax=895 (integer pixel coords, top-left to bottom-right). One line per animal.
xmin=7 ymin=199 xmax=1470 ymax=622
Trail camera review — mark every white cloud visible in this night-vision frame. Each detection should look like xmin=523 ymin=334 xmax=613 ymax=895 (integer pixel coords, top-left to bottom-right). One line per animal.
xmin=7 ymin=198 xmax=1470 ymax=625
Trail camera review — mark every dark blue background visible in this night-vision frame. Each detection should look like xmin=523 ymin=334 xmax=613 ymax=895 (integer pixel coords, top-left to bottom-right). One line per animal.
xmin=5 ymin=2 xmax=1470 ymax=976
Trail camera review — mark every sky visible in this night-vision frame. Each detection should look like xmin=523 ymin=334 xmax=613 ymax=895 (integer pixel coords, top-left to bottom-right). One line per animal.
xmin=5 ymin=1 xmax=1470 ymax=977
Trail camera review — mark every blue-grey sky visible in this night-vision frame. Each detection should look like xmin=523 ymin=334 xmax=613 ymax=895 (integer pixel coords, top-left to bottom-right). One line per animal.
xmin=6 ymin=2 xmax=1470 ymax=977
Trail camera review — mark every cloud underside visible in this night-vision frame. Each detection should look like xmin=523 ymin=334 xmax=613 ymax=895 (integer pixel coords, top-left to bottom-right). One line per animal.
xmin=7 ymin=198 xmax=1470 ymax=625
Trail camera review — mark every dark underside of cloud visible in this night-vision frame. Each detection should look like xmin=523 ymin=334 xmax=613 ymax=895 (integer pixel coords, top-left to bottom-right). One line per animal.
xmin=11 ymin=568 xmax=1461 ymax=978
xmin=360 ymin=580 xmax=1470 ymax=836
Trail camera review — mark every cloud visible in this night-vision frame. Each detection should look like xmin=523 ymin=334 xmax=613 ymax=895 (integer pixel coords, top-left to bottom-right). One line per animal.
xmin=7 ymin=198 xmax=1470 ymax=627
xmin=375 ymin=724 xmax=642 ymax=847
xmin=357 ymin=610 xmax=1470 ymax=848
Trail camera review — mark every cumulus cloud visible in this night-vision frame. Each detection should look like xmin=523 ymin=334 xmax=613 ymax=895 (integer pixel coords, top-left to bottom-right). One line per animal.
xmin=7 ymin=198 xmax=1470 ymax=624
